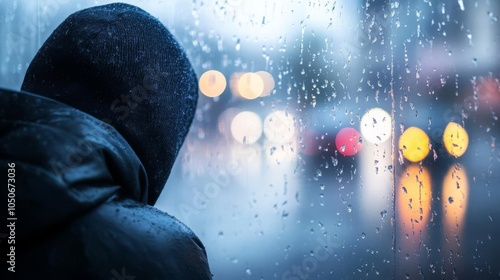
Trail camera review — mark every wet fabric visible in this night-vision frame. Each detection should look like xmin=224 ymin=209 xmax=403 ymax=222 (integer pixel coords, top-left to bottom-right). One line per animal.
xmin=21 ymin=2 xmax=198 ymax=205
xmin=1 ymin=2 xmax=211 ymax=279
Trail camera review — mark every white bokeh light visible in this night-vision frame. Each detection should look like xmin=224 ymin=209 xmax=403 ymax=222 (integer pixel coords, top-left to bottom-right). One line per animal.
xmin=263 ymin=111 xmax=295 ymax=144
xmin=230 ymin=111 xmax=263 ymax=144
xmin=360 ymin=107 xmax=392 ymax=144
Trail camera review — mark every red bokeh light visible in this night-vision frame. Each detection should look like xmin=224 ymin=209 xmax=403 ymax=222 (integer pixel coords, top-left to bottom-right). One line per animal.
xmin=335 ymin=127 xmax=362 ymax=156
xmin=475 ymin=76 xmax=500 ymax=108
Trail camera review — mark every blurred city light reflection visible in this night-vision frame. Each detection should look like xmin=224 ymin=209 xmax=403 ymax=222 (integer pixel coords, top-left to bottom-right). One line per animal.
xmin=398 ymin=127 xmax=431 ymax=163
xmin=443 ymin=122 xmax=469 ymax=158
xmin=442 ymin=163 xmax=469 ymax=278
xmin=263 ymin=110 xmax=296 ymax=144
xmin=230 ymin=111 xmax=262 ymax=144
xmin=360 ymin=107 xmax=392 ymax=144
xmin=199 ymin=70 xmax=227 ymax=97
xmin=396 ymin=164 xmax=432 ymax=279
xmin=442 ymin=163 xmax=468 ymax=236
xmin=237 ymin=72 xmax=264 ymax=100
xmin=359 ymin=140 xmax=393 ymax=227
xmin=255 ymin=71 xmax=275 ymax=97
xmin=335 ymin=127 xmax=362 ymax=156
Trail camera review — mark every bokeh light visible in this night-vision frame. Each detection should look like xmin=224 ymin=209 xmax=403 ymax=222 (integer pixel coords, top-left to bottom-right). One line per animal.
xmin=359 ymin=139 xmax=393 ymax=227
xmin=263 ymin=111 xmax=295 ymax=144
xmin=443 ymin=122 xmax=469 ymax=158
xmin=360 ymin=107 xmax=392 ymax=144
xmin=264 ymin=142 xmax=298 ymax=168
xmin=199 ymin=70 xmax=226 ymax=97
xmin=237 ymin=72 xmax=264 ymax=99
xmin=230 ymin=111 xmax=262 ymax=144
xmin=396 ymin=163 xmax=432 ymax=277
xmin=398 ymin=126 xmax=430 ymax=162
xmin=335 ymin=127 xmax=362 ymax=156
xmin=441 ymin=163 xmax=468 ymax=277
xmin=256 ymin=71 xmax=275 ymax=97
xmin=442 ymin=164 xmax=469 ymax=230
xmin=475 ymin=76 xmax=500 ymax=108
xmin=397 ymin=164 xmax=432 ymax=233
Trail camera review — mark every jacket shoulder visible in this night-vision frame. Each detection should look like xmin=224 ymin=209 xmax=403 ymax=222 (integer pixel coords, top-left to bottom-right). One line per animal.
xmin=14 ymin=198 xmax=212 ymax=280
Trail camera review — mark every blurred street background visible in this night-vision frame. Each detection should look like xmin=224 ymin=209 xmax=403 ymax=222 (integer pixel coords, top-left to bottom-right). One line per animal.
xmin=1 ymin=0 xmax=499 ymax=279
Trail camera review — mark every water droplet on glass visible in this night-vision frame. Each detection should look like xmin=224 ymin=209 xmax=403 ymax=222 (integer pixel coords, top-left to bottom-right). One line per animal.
xmin=282 ymin=211 xmax=289 ymax=218
xmin=380 ymin=210 xmax=387 ymax=219
xmin=235 ymin=38 xmax=241 ymax=51
xmin=487 ymin=11 xmax=498 ymax=22
xmin=457 ymin=0 xmax=464 ymax=11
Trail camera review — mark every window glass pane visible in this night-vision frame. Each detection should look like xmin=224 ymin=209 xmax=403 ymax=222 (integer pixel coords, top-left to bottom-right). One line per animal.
xmin=1 ymin=0 xmax=499 ymax=279
xmin=393 ymin=1 xmax=500 ymax=279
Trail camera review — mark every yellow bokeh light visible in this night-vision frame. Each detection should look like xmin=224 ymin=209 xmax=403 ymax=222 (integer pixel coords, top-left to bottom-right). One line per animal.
xmin=237 ymin=72 xmax=264 ymax=99
xmin=199 ymin=70 xmax=226 ymax=97
xmin=230 ymin=111 xmax=262 ymax=144
xmin=397 ymin=164 xmax=432 ymax=235
xmin=256 ymin=71 xmax=275 ymax=97
xmin=443 ymin=122 xmax=469 ymax=158
xmin=398 ymin=126 xmax=430 ymax=162
xmin=442 ymin=163 xmax=469 ymax=231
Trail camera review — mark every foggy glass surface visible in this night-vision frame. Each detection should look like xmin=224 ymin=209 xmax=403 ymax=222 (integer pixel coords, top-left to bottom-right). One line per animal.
xmin=1 ymin=0 xmax=499 ymax=279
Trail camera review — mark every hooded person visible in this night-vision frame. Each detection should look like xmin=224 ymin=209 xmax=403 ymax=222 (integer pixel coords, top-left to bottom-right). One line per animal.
xmin=0 ymin=3 xmax=211 ymax=279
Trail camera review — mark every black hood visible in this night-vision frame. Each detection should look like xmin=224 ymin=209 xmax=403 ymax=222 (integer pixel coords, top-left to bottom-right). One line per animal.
xmin=0 ymin=88 xmax=148 ymax=239
xmin=21 ymin=3 xmax=198 ymax=205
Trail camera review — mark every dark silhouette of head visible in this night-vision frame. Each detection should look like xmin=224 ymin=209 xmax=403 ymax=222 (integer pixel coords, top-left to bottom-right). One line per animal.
xmin=22 ymin=3 xmax=198 ymax=205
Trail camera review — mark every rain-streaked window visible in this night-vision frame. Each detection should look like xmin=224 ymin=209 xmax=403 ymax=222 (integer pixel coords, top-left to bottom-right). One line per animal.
xmin=1 ymin=0 xmax=499 ymax=279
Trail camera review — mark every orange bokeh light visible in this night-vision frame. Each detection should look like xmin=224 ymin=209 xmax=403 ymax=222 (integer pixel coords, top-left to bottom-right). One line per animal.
xmin=397 ymin=164 xmax=432 ymax=236
xmin=442 ymin=163 xmax=469 ymax=231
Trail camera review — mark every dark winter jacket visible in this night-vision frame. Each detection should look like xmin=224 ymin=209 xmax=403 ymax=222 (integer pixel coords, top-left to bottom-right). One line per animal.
xmin=1 ymin=3 xmax=211 ymax=280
